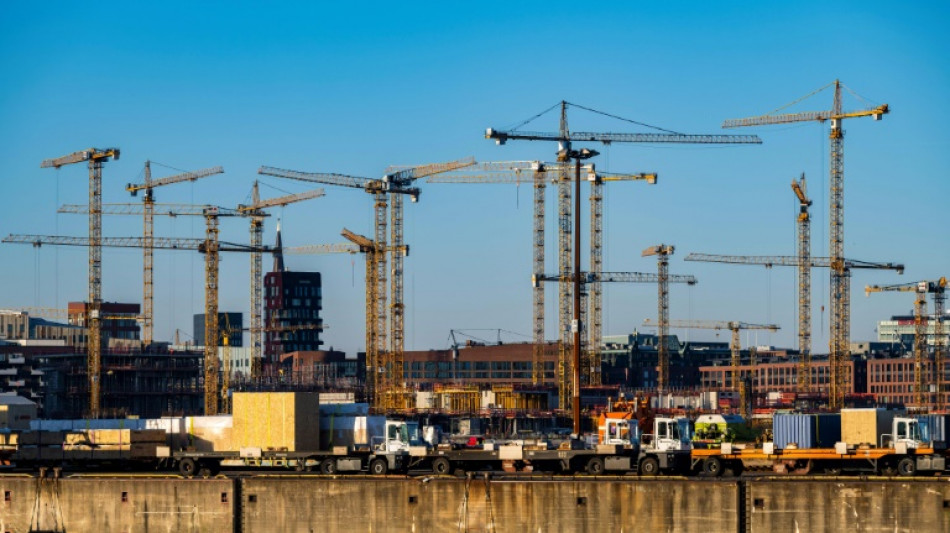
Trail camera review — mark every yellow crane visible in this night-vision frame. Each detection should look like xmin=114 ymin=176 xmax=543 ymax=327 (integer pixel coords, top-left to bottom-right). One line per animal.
xmin=865 ymin=278 xmax=948 ymax=408
xmin=534 ymin=270 xmax=697 ymax=410
xmin=791 ymin=174 xmax=812 ymax=391
xmin=644 ymin=318 xmax=778 ymax=416
xmin=486 ymin=101 xmax=761 ymax=414
xmin=3 ymin=230 xmax=271 ymax=415
xmin=40 ymin=147 xmax=120 ymax=418
xmin=62 ymin=186 xmax=322 ymax=380
xmin=258 ymin=158 xmax=474 ymax=410
xmin=723 ymin=81 xmax=889 ymax=409
xmin=126 ymin=162 xmax=224 ymax=345
xmin=684 ymin=253 xmax=903 ymax=395
xmin=427 ymin=161 xmax=656 ymax=388
xmin=641 ymin=245 xmax=676 ymax=394
xmin=236 ymin=182 xmax=325 ymax=378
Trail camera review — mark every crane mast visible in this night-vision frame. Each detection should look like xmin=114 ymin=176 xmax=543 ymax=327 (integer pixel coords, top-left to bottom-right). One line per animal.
xmin=866 ymin=278 xmax=948 ymax=408
xmin=487 ymin=100 xmax=759 ymax=413
xmin=258 ymin=158 xmax=472 ymax=411
xmin=41 ymin=147 xmax=119 ymax=418
xmin=642 ymin=245 xmax=676 ymax=394
xmin=3 ymin=231 xmax=271 ymax=415
xmin=127 ymin=162 xmax=224 ymax=346
xmin=685 ymin=251 xmax=902 ymax=398
xmin=792 ymin=174 xmax=812 ymax=392
xmin=536 ymin=269 xmax=697 ymax=404
xmin=723 ymin=80 xmax=888 ymax=409
xmin=237 ymin=183 xmax=324 ymax=378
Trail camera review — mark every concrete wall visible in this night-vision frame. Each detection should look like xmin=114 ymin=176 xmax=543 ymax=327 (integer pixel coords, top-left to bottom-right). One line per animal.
xmin=0 ymin=475 xmax=233 ymax=533
xmin=239 ymin=476 xmax=739 ymax=533
xmin=747 ymin=478 xmax=950 ymax=533
xmin=0 ymin=475 xmax=948 ymax=532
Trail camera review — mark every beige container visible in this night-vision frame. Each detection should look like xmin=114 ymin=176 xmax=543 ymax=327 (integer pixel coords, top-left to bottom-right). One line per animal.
xmin=840 ymin=408 xmax=899 ymax=446
xmin=232 ymin=392 xmax=319 ymax=451
xmin=184 ymin=416 xmax=234 ymax=452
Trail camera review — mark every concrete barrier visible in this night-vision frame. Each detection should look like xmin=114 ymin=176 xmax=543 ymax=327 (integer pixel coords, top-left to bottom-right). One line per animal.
xmin=0 ymin=475 xmax=233 ymax=533
xmin=240 ymin=476 xmax=740 ymax=533
xmin=746 ymin=477 xmax=950 ymax=532
xmin=1 ymin=474 xmax=948 ymax=532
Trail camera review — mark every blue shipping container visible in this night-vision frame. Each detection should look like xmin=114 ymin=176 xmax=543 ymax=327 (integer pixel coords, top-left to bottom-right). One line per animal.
xmin=916 ymin=414 xmax=950 ymax=444
xmin=773 ymin=414 xmax=841 ymax=449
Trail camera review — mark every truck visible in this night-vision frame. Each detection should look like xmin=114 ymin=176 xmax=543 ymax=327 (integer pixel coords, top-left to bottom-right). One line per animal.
xmin=393 ymin=416 xmax=692 ymax=476
xmin=690 ymin=416 xmax=945 ymax=477
xmin=169 ymin=419 xmax=421 ymax=477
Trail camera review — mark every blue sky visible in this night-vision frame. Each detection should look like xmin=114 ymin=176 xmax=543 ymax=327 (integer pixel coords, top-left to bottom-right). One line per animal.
xmin=1 ymin=2 xmax=947 ymax=354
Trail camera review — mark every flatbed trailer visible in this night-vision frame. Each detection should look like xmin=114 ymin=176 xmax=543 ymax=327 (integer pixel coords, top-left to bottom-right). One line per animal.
xmin=691 ymin=445 xmax=946 ymax=476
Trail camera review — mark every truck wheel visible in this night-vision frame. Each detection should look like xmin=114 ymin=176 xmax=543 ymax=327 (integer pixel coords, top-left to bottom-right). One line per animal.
xmin=639 ymin=457 xmax=660 ymax=476
xmin=432 ymin=457 xmax=451 ymax=475
xmin=178 ymin=458 xmax=197 ymax=477
xmin=702 ymin=457 xmax=723 ymax=477
xmin=320 ymin=459 xmax=337 ymax=475
xmin=586 ymin=457 xmax=605 ymax=475
xmin=897 ymin=457 xmax=917 ymax=477
xmin=369 ymin=458 xmax=389 ymax=476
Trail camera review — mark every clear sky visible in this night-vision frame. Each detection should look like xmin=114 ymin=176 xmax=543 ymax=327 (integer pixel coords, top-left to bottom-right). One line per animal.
xmin=1 ymin=2 xmax=947 ymax=355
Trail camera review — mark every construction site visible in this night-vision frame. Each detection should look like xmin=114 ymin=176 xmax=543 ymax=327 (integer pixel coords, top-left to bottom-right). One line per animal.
xmin=1 ymin=3 xmax=948 ymax=531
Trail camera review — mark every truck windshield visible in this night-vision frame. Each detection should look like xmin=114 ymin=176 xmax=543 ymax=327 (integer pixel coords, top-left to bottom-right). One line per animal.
xmin=909 ymin=421 xmax=922 ymax=442
xmin=670 ymin=423 xmax=681 ymax=440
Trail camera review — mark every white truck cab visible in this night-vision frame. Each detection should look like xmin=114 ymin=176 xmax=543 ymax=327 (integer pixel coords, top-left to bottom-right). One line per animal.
xmin=646 ymin=417 xmax=688 ymax=452
xmin=887 ymin=417 xmax=925 ymax=450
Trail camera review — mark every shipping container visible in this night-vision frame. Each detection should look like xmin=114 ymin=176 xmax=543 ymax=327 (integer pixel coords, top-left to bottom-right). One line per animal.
xmin=773 ymin=413 xmax=841 ymax=449
xmin=840 ymin=408 xmax=901 ymax=446
xmin=916 ymin=414 xmax=950 ymax=444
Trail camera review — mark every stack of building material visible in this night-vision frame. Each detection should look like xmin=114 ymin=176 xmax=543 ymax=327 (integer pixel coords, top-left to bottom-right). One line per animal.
xmin=231 ymin=392 xmax=319 ymax=451
xmin=182 ymin=416 xmax=233 ymax=452
xmin=840 ymin=408 xmax=900 ymax=446
xmin=773 ymin=413 xmax=841 ymax=449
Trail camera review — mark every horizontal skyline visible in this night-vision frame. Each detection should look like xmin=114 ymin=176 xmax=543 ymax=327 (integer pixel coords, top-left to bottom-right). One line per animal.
xmin=1 ymin=2 xmax=947 ymax=355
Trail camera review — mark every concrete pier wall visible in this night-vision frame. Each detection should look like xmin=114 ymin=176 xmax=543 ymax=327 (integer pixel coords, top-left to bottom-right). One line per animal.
xmin=747 ymin=478 xmax=950 ymax=533
xmin=0 ymin=475 xmax=948 ymax=532
xmin=0 ymin=475 xmax=233 ymax=533
xmin=239 ymin=476 xmax=738 ymax=533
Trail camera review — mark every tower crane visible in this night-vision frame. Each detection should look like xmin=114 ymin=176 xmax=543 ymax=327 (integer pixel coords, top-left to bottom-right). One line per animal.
xmin=644 ymin=318 xmax=778 ymax=416
xmin=486 ymin=101 xmax=761 ymax=416
xmin=865 ymin=278 xmax=948 ymax=407
xmin=40 ymin=147 xmax=120 ymax=418
xmin=641 ymin=245 xmax=676 ymax=394
xmin=126 ymin=162 xmax=224 ymax=345
xmin=723 ymin=80 xmax=889 ymax=409
xmin=258 ymin=157 xmax=474 ymax=410
xmin=62 ymin=186 xmax=323 ymax=379
xmin=236 ymin=182 xmax=325 ymax=378
xmin=3 ymin=230 xmax=271 ymax=415
xmin=684 ymin=252 xmax=903 ymax=395
xmin=791 ymin=174 xmax=812 ymax=391
xmin=284 ymin=233 xmax=397 ymax=407
xmin=534 ymin=270 xmax=697 ymax=410
xmin=428 ymin=161 xmax=657 ymax=387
